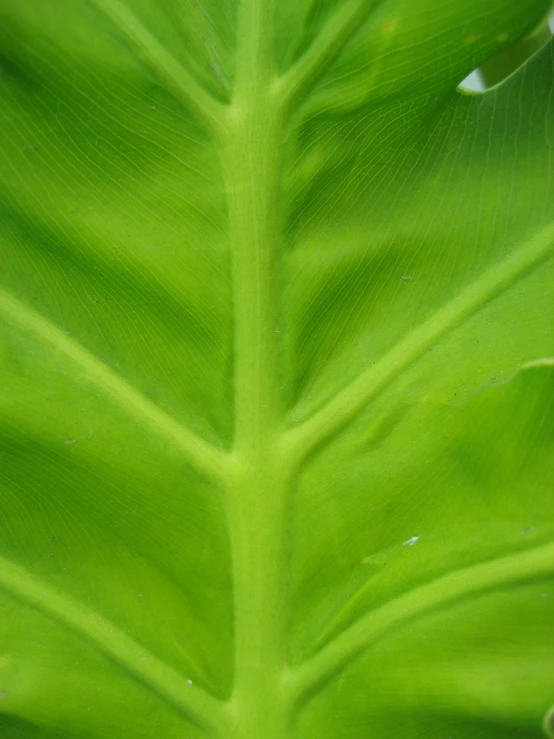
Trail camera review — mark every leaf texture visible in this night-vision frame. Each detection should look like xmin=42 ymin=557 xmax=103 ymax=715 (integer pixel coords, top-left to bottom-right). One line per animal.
xmin=0 ymin=1 xmax=553 ymax=737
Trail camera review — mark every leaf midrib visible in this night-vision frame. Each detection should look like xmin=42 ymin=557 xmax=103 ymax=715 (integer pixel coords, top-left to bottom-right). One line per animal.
xmin=3 ymin=221 xmax=552 ymax=482
xmin=3 ymin=3 xmax=554 ymax=735
xmin=1 ymin=540 xmax=553 ymax=731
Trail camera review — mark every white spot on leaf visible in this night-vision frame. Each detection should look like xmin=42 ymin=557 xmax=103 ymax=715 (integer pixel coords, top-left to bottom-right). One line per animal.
xmin=403 ymin=536 xmax=420 ymax=547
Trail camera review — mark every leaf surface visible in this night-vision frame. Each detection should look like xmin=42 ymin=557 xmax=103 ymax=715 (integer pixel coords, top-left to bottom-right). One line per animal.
xmin=0 ymin=1 xmax=553 ymax=737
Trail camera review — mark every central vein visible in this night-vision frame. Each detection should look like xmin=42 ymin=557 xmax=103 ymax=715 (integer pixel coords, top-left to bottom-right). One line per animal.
xmin=220 ymin=2 xmax=292 ymax=736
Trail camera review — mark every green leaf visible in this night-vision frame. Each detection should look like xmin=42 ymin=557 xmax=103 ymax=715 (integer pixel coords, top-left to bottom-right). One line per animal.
xmin=0 ymin=1 xmax=553 ymax=737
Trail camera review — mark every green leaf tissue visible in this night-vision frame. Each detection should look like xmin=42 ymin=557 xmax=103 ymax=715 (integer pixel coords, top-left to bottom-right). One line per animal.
xmin=0 ymin=1 xmax=553 ymax=737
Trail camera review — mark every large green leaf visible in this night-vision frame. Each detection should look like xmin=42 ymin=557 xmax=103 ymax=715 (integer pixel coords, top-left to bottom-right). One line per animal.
xmin=1 ymin=1 xmax=553 ymax=737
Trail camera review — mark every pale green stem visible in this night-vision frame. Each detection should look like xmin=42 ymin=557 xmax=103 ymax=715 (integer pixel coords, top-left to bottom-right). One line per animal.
xmin=221 ymin=1 xmax=293 ymax=736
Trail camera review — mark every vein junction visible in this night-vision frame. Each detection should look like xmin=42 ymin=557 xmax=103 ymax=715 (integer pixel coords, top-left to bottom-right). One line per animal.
xmin=1 ymin=2 xmax=553 ymax=736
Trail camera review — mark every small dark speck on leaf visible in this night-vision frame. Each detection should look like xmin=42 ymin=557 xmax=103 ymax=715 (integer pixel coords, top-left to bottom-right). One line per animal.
xmin=64 ymin=438 xmax=76 ymax=445
xmin=49 ymin=536 xmax=57 ymax=542
xmin=93 ymin=299 xmax=100 ymax=305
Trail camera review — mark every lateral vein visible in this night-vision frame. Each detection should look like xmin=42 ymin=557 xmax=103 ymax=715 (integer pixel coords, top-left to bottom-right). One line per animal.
xmin=0 ymin=554 xmax=228 ymax=733
xmin=88 ymin=0 xmax=225 ymax=130
xmin=0 ymin=287 xmax=228 ymax=482
xmin=287 ymin=539 xmax=554 ymax=705
xmin=284 ymin=221 xmax=554 ymax=464
xmin=274 ymin=0 xmax=386 ymax=111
